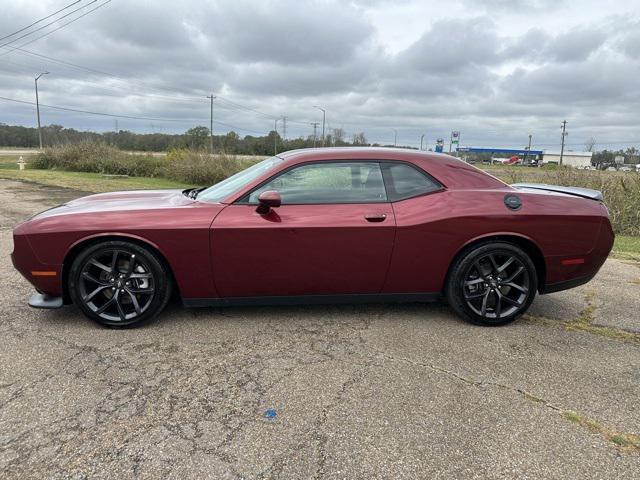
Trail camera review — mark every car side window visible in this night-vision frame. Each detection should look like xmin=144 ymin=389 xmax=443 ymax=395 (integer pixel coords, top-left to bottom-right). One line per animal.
xmin=245 ymin=162 xmax=387 ymax=204
xmin=382 ymin=163 xmax=442 ymax=201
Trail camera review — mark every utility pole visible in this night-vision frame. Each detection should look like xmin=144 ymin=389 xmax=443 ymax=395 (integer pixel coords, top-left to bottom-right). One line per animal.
xmin=310 ymin=122 xmax=319 ymax=147
xmin=282 ymin=116 xmax=287 ymax=141
xmin=206 ymin=95 xmax=216 ymax=155
xmin=274 ymin=118 xmax=280 ymax=155
xmin=34 ymin=72 xmax=49 ymax=150
xmin=392 ymin=129 xmax=397 ymax=147
xmin=524 ymin=134 xmax=532 ymax=164
xmin=313 ymin=106 xmax=326 ymax=146
xmin=559 ymin=120 xmax=567 ymax=166
xmin=420 ymin=134 xmax=425 ymax=151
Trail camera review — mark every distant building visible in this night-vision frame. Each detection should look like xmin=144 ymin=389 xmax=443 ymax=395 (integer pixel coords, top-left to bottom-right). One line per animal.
xmin=542 ymin=151 xmax=592 ymax=168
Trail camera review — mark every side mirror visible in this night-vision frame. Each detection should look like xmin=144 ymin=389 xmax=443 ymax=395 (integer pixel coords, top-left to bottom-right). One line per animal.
xmin=256 ymin=190 xmax=281 ymax=214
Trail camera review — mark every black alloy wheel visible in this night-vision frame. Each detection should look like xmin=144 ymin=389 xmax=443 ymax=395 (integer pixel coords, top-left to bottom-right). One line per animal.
xmin=446 ymin=242 xmax=537 ymax=326
xmin=69 ymin=241 xmax=171 ymax=327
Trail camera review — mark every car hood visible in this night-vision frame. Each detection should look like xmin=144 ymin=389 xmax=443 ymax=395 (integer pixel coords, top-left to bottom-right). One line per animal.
xmin=33 ymin=189 xmax=193 ymax=219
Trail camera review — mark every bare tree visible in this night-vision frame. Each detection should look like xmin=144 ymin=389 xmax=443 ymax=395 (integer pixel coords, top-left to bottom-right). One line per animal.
xmin=352 ymin=132 xmax=367 ymax=145
xmin=585 ymin=137 xmax=596 ymax=152
xmin=332 ymin=128 xmax=346 ymax=144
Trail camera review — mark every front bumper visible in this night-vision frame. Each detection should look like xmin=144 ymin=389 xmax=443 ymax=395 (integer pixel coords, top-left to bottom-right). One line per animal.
xmin=11 ymin=232 xmax=63 ymax=297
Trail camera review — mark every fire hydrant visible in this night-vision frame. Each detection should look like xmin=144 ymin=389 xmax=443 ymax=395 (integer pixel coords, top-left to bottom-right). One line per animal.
xmin=17 ymin=156 xmax=26 ymax=171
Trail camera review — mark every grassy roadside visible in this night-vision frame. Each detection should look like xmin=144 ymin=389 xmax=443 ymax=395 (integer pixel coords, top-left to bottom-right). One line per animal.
xmin=612 ymin=235 xmax=640 ymax=261
xmin=0 ymin=155 xmax=39 ymax=168
xmin=0 ymin=167 xmax=190 ymax=192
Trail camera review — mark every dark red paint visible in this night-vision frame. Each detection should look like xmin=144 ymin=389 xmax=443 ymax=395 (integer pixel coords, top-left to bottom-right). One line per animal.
xmin=11 ymin=148 xmax=614 ymax=303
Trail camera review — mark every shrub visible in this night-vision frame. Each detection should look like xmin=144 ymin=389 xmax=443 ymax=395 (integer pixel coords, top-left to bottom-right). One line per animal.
xmin=33 ymin=141 xmax=164 ymax=177
xmin=164 ymin=149 xmax=256 ymax=185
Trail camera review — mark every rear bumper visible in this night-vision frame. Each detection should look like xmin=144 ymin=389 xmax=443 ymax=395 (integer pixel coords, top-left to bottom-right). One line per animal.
xmin=541 ymin=215 xmax=613 ymax=294
xmin=540 ymin=271 xmax=597 ymax=294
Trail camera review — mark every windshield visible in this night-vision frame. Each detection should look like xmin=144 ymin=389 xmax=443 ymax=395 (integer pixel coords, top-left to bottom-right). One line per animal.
xmin=197 ymin=156 xmax=283 ymax=203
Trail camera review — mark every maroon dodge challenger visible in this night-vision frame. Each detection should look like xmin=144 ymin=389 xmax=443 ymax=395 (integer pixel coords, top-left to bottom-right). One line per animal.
xmin=12 ymin=148 xmax=613 ymax=327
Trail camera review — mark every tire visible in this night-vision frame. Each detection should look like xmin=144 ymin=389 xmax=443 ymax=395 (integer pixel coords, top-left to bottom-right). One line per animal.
xmin=68 ymin=240 xmax=172 ymax=327
xmin=446 ymin=242 xmax=537 ymax=326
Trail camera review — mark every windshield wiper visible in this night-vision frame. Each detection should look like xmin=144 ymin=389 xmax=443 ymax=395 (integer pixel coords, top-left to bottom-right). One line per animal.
xmin=188 ymin=187 xmax=207 ymax=199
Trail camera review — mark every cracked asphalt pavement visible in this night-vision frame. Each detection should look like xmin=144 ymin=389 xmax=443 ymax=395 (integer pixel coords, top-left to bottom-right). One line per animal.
xmin=1 ymin=179 xmax=639 ymax=479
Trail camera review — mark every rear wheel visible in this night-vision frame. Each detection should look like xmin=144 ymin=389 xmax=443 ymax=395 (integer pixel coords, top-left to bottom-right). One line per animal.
xmin=446 ymin=242 xmax=537 ymax=326
xmin=69 ymin=240 xmax=171 ymax=327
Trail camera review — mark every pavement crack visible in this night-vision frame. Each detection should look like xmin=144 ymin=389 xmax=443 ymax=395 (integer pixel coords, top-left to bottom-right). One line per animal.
xmin=376 ymin=351 xmax=639 ymax=455
xmin=524 ymin=290 xmax=640 ymax=345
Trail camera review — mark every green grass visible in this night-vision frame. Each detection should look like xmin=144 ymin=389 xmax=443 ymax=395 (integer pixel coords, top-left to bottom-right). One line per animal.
xmin=0 ymin=155 xmax=38 ymax=169
xmin=613 ymin=235 xmax=640 ymax=260
xmin=562 ymin=410 xmax=640 ymax=453
xmin=0 ymin=167 xmax=190 ymax=192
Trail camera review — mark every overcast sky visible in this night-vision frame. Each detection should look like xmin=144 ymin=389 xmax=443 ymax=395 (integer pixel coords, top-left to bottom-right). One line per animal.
xmin=1 ymin=0 xmax=639 ymax=150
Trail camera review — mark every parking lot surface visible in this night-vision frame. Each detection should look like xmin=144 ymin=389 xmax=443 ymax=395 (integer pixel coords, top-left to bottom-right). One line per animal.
xmin=1 ymin=179 xmax=639 ymax=479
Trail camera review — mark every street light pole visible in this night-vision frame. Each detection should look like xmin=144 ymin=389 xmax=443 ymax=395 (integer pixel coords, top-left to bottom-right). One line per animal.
xmin=313 ymin=106 xmax=326 ymax=147
xmin=35 ymin=72 xmax=49 ymax=150
xmin=420 ymin=134 xmax=425 ymax=151
xmin=274 ymin=118 xmax=280 ymax=155
xmin=207 ymin=94 xmax=216 ymax=155
xmin=393 ymin=129 xmax=397 ymax=147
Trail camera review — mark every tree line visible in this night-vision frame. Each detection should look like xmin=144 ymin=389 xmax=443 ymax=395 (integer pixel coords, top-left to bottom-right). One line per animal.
xmin=0 ymin=123 xmax=375 ymax=155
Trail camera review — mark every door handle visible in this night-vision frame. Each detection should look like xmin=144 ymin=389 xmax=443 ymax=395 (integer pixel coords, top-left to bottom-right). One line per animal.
xmin=364 ymin=213 xmax=387 ymax=223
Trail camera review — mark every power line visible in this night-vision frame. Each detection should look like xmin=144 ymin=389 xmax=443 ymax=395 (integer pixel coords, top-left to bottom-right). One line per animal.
xmin=0 ymin=43 xmax=285 ymax=120
xmin=0 ymin=95 xmax=269 ymax=134
xmin=215 ymin=97 xmax=278 ymax=120
xmin=1 ymin=38 xmax=314 ymax=129
xmin=0 ymin=1 xmax=112 ymax=56
xmin=0 ymin=1 xmax=100 ymax=49
xmin=0 ymin=44 xmax=310 ymax=126
xmin=0 ymin=60 xmax=304 ymax=134
xmin=0 ymin=0 xmax=84 ymax=42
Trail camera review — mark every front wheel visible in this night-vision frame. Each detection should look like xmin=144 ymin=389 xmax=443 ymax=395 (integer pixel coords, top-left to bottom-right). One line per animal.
xmin=446 ymin=242 xmax=537 ymax=326
xmin=69 ymin=240 xmax=172 ymax=327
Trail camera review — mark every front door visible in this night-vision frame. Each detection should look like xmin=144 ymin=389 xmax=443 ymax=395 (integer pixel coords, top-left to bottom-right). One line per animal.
xmin=210 ymin=161 xmax=396 ymax=298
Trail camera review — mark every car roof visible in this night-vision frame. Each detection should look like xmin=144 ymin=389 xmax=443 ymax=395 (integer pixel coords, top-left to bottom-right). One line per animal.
xmin=275 ymin=147 xmax=507 ymax=190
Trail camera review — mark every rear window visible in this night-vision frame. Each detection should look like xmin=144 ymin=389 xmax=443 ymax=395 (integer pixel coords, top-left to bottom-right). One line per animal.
xmin=383 ymin=163 xmax=442 ymax=201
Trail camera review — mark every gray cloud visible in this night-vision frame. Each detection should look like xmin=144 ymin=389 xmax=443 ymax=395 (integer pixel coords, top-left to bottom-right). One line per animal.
xmin=544 ymin=26 xmax=607 ymax=62
xmin=462 ymin=0 xmax=567 ymax=12
xmin=0 ymin=0 xmax=639 ymax=148
xmin=398 ymin=17 xmax=502 ymax=72
xmin=213 ymin=1 xmax=373 ymax=66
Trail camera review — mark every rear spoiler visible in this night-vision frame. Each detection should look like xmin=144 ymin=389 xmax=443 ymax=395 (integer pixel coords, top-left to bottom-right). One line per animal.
xmin=511 ymin=183 xmax=603 ymax=201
